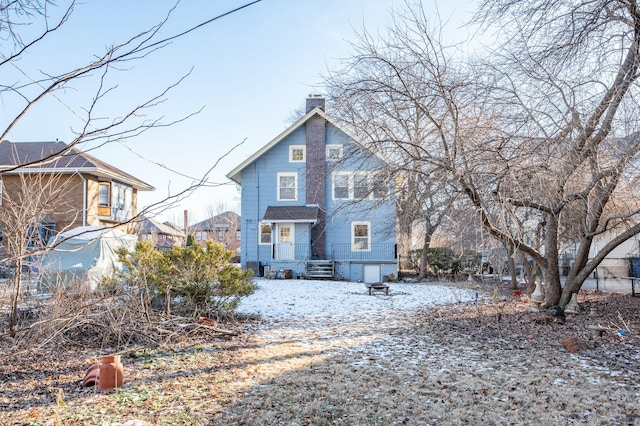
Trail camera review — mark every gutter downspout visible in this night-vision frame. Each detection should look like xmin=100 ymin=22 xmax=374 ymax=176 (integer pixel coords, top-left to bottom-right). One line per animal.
xmin=77 ymin=172 xmax=87 ymax=226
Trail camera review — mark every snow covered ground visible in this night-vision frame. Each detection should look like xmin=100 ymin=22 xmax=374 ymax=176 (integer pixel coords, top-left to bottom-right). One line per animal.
xmin=221 ymin=277 xmax=640 ymax=425
xmin=237 ymin=278 xmax=480 ymax=319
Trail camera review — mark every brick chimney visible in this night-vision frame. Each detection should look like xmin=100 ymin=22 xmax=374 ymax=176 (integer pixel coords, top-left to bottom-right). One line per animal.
xmin=305 ymin=95 xmax=326 ymax=259
xmin=306 ymin=94 xmax=325 ymax=113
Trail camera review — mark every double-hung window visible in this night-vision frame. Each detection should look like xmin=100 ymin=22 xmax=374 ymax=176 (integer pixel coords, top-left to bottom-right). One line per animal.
xmin=333 ymin=172 xmax=350 ymax=199
xmin=98 ymin=182 xmax=111 ymax=216
xmin=332 ymin=172 xmax=387 ymax=200
xmin=259 ymin=223 xmax=272 ymax=245
xmin=353 ymin=173 xmax=370 ymax=199
xmin=277 ymin=172 xmax=298 ymax=201
xmin=352 ymin=222 xmax=371 ymax=252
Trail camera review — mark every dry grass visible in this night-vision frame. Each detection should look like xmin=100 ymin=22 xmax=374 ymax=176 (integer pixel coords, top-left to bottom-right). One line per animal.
xmin=0 ymin=280 xmax=639 ymax=425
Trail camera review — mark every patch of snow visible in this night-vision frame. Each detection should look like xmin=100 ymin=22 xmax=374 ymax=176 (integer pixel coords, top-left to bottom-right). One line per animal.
xmin=237 ymin=278 xmax=479 ymax=319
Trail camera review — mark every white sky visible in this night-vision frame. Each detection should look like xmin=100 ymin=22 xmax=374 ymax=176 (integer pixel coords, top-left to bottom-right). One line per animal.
xmin=1 ymin=0 xmax=477 ymax=225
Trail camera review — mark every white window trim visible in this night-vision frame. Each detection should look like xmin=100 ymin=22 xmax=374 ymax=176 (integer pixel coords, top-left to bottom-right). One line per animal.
xmin=0 ymin=180 xmax=3 ymax=206
xmin=289 ymin=145 xmax=306 ymax=163
xmin=326 ymin=144 xmax=343 ymax=161
xmin=259 ymin=222 xmax=272 ymax=245
xmin=332 ymin=171 xmax=387 ymax=200
xmin=277 ymin=172 xmax=298 ymax=201
xmin=351 ymin=221 xmax=371 ymax=252
xmin=352 ymin=172 xmax=370 ymax=200
xmin=332 ymin=172 xmax=351 ymax=200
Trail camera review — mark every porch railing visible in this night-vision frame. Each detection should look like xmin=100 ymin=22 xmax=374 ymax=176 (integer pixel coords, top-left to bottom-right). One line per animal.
xmin=330 ymin=243 xmax=397 ymax=261
xmin=271 ymin=243 xmax=312 ymax=261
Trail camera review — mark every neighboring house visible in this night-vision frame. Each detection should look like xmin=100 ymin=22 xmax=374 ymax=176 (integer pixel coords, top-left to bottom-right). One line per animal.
xmin=138 ymin=216 xmax=185 ymax=251
xmin=226 ymin=96 xmax=397 ymax=283
xmin=0 ymin=140 xmax=154 ymax=250
xmin=189 ymin=211 xmax=241 ymax=255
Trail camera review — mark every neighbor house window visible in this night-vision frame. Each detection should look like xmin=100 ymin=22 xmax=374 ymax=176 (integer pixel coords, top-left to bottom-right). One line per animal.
xmin=352 ymin=222 xmax=371 ymax=252
xmin=27 ymin=222 xmax=56 ymax=249
xmin=98 ymin=182 xmax=111 ymax=206
xmin=326 ymin=144 xmax=343 ymax=161
xmin=289 ymin=145 xmax=306 ymax=162
xmin=259 ymin=223 xmax=272 ymax=245
xmin=98 ymin=182 xmax=111 ymax=216
xmin=195 ymin=231 xmax=207 ymax=241
xmin=277 ymin=172 xmax=298 ymax=201
xmin=0 ymin=180 xmax=3 ymax=206
xmin=236 ymin=230 xmax=241 ymax=241
xmin=217 ymin=230 xmax=225 ymax=240
xmin=109 ymin=181 xmax=133 ymax=221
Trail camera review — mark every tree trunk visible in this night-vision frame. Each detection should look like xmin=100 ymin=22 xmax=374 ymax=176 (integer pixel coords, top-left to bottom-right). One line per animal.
xmin=542 ymin=215 xmax=562 ymax=306
xmin=505 ymin=243 xmax=518 ymax=289
xmin=9 ymin=258 xmax=23 ymax=337
xmin=418 ymin=222 xmax=436 ymax=279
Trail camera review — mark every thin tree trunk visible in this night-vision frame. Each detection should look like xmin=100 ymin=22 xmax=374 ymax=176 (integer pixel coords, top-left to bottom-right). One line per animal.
xmin=418 ymin=222 xmax=436 ymax=280
xmin=9 ymin=259 xmax=23 ymax=336
xmin=505 ymin=243 xmax=518 ymax=289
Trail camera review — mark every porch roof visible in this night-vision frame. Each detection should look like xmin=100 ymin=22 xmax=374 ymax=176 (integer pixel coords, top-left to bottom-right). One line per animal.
xmin=263 ymin=206 xmax=319 ymax=223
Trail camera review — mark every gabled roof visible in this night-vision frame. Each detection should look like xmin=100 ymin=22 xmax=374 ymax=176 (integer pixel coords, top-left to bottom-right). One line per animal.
xmin=138 ymin=217 xmax=185 ymax=237
xmin=190 ymin=211 xmax=240 ymax=231
xmin=226 ymin=107 xmax=361 ymax=185
xmin=0 ymin=140 xmax=154 ymax=191
xmin=263 ymin=206 xmax=319 ymax=223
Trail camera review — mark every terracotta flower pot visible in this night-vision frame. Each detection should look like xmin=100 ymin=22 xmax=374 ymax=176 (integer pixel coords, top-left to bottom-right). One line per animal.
xmin=82 ymin=363 xmax=101 ymax=387
xmin=97 ymin=355 xmax=124 ymax=390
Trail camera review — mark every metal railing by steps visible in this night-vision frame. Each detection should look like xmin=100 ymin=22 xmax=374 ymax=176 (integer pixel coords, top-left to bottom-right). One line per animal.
xmin=306 ymin=260 xmax=334 ymax=279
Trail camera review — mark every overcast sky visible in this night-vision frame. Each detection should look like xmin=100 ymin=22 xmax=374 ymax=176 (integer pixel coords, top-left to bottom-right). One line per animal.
xmin=2 ymin=0 xmax=477 ymax=224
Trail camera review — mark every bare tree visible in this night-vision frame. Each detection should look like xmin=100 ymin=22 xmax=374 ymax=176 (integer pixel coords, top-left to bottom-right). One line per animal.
xmin=326 ymin=0 xmax=640 ymax=307
xmin=0 ymin=0 xmax=261 ymax=337
xmin=325 ymin=4 xmax=467 ymax=278
xmin=0 ymin=170 xmax=79 ymax=335
xmin=467 ymin=0 xmax=640 ymax=306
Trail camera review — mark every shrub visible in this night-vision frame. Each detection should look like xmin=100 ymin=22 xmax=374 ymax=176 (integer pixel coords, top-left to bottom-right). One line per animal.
xmin=112 ymin=240 xmax=255 ymax=318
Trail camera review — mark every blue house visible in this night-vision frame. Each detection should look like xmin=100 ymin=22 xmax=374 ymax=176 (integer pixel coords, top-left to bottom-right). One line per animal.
xmin=226 ymin=96 xmax=397 ymax=283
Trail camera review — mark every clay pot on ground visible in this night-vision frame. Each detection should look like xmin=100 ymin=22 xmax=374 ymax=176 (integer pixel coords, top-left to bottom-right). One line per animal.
xmin=82 ymin=363 xmax=101 ymax=387
xmin=82 ymin=355 xmax=124 ymax=390
xmin=98 ymin=355 xmax=124 ymax=390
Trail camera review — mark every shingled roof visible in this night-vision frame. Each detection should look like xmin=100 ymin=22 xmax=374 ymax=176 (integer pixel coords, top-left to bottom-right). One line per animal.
xmin=190 ymin=211 xmax=240 ymax=231
xmin=138 ymin=216 xmax=185 ymax=237
xmin=262 ymin=205 xmax=319 ymax=223
xmin=0 ymin=140 xmax=154 ymax=191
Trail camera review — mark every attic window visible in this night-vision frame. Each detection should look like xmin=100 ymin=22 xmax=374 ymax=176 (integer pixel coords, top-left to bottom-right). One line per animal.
xmin=289 ymin=145 xmax=305 ymax=162
xmin=326 ymin=144 xmax=343 ymax=161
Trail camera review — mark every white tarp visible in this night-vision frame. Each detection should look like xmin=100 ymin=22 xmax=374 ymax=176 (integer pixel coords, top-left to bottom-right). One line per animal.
xmin=39 ymin=226 xmax=137 ymax=292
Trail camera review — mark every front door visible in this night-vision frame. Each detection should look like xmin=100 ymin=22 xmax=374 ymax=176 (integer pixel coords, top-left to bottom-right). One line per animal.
xmin=276 ymin=223 xmax=295 ymax=260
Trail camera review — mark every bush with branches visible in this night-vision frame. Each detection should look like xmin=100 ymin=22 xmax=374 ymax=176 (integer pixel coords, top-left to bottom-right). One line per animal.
xmin=112 ymin=240 xmax=255 ymax=319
